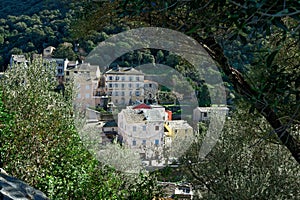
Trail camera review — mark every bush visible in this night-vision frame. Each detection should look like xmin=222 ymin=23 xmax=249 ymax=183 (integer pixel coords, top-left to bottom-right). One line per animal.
xmin=0 ymin=59 xmax=161 ymax=199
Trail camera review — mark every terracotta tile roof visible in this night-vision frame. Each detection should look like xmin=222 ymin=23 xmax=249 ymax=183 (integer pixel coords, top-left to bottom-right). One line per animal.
xmin=133 ymin=103 xmax=151 ymax=109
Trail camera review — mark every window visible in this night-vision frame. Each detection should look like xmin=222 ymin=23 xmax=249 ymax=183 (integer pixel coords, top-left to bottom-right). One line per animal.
xmin=155 ymin=140 xmax=159 ymax=145
xmin=203 ymin=112 xmax=208 ymax=117
xmin=132 ymin=140 xmax=136 ymax=146
xmin=136 ymin=83 xmax=139 ymax=88
xmin=116 ymin=76 xmax=119 ymax=80
xmin=109 ymin=84 xmax=113 ymax=88
xmin=66 ymin=71 xmax=69 ymax=76
xmin=129 ymin=83 xmax=132 ymax=88
xmin=122 ymin=91 xmax=125 ymax=96
xmin=77 ymin=93 xmax=81 ymax=98
xmin=129 ymin=76 xmax=133 ymax=81
xmin=121 ymin=76 xmax=125 ymax=81
xmin=114 ymin=83 xmax=118 ymax=88
xmin=115 ymin=99 xmax=118 ymax=104
xmin=155 ymin=126 xmax=159 ymax=131
xmin=121 ymin=84 xmax=125 ymax=88
xmin=85 ymin=85 xmax=90 ymax=90
xmin=179 ymin=187 xmax=190 ymax=193
xmin=115 ymin=91 xmax=118 ymax=96
xmin=143 ymin=126 xmax=146 ymax=131
xmin=135 ymin=91 xmax=140 ymax=96
xmin=109 ymin=76 xmax=113 ymax=80
xmin=133 ymin=126 xmax=136 ymax=132
xmin=142 ymin=140 xmax=146 ymax=145
xmin=58 ymin=69 xmax=63 ymax=73
xmin=149 ymin=83 xmax=152 ymax=88
xmin=136 ymin=77 xmax=139 ymax=81
xmin=85 ymin=93 xmax=90 ymax=98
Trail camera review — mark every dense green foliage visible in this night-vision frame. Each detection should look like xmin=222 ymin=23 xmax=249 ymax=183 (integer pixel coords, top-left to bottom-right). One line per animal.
xmin=0 ymin=60 xmax=161 ymax=199
xmin=182 ymin=104 xmax=300 ymax=199
xmin=0 ymin=0 xmax=69 ymax=19
xmin=1 ymin=0 xmax=300 ymax=199
xmin=0 ymin=87 xmax=13 ymax=169
xmin=0 ymin=8 xmax=71 ymax=69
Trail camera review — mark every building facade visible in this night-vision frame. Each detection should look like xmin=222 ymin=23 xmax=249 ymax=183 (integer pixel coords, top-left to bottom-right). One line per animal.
xmin=193 ymin=106 xmax=229 ymax=122
xmin=143 ymin=80 xmax=158 ymax=104
xmin=118 ymin=105 xmax=165 ymax=159
xmin=10 ymin=54 xmax=28 ymax=69
xmin=105 ymin=67 xmax=145 ymax=106
xmin=118 ymin=104 xmax=194 ymax=167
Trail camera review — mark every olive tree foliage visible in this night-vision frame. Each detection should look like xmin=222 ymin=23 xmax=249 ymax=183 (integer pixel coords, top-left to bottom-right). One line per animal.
xmin=0 ymin=59 xmax=96 ymax=198
xmin=71 ymin=0 xmax=300 ymax=163
xmin=181 ymin=103 xmax=300 ymax=199
xmin=0 ymin=60 xmax=161 ymax=199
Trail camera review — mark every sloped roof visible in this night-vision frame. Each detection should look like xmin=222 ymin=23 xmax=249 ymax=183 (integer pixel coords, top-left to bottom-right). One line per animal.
xmin=123 ymin=109 xmax=145 ymax=123
xmin=122 ymin=108 xmax=164 ymax=123
xmin=105 ymin=67 xmax=144 ymax=75
xmin=103 ymin=120 xmax=118 ymax=127
xmin=133 ymin=103 xmax=151 ymax=109
xmin=195 ymin=106 xmax=229 ymax=112
xmin=143 ymin=109 xmax=163 ymax=121
xmin=166 ymin=120 xmax=192 ymax=130
xmin=11 ymin=54 xmax=27 ymax=63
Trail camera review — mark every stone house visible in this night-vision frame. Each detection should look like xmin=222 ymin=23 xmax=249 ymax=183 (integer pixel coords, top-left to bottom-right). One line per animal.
xmin=193 ymin=106 xmax=229 ymax=122
xmin=9 ymin=54 xmax=28 ymax=69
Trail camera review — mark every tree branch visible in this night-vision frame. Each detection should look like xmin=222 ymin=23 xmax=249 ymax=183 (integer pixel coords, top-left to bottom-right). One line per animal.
xmin=200 ymin=36 xmax=300 ymax=164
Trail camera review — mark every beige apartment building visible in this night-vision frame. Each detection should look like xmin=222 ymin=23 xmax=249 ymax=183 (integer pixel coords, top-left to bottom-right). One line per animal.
xmin=70 ymin=63 xmax=101 ymax=110
xmin=105 ymin=67 xmax=145 ymax=106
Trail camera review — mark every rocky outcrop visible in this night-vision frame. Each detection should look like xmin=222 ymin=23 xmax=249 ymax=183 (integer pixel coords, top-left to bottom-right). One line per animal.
xmin=0 ymin=168 xmax=49 ymax=200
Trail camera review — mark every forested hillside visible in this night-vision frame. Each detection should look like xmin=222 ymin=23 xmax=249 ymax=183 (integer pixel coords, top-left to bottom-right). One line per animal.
xmin=0 ymin=0 xmax=69 ymax=18
xmin=0 ymin=0 xmax=72 ymax=70
xmin=1 ymin=0 xmax=299 ymax=199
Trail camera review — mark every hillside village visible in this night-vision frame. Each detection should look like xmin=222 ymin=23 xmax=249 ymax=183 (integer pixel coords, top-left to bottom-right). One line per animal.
xmin=3 ymin=47 xmax=229 ymax=199
xmin=1 ymin=1 xmax=299 ymax=199
xmin=8 ymin=47 xmax=229 ymax=160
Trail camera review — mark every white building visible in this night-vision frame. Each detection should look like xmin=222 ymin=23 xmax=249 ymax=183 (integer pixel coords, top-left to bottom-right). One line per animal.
xmin=10 ymin=54 xmax=28 ymax=69
xmin=118 ymin=103 xmax=194 ymax=168
xmin=118 ymin=104 xmax=165 ymax=159
xmin=193 ymin=106 xmax=229 ymax=122
xmin=43 ymin=57 xmax=69 ymax=77
xmin=105 ymin=67 xmax=145 ymax=106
